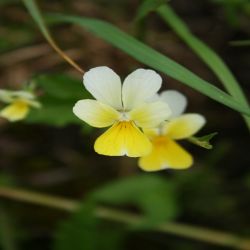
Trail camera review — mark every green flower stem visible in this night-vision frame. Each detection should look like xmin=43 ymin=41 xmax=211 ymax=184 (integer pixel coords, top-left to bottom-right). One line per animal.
xmin=0 ymin=187 xmax=77 ymax=212
xmin=1 ymin=186 xmax=250 ymax=249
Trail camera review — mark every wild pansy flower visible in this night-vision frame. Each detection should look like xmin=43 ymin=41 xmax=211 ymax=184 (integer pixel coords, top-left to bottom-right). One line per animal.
xmin=73 ymin=66 xmax=171 ymax=157
xmin=139 ymin=90 xmax=206 ymax=171
xmin=0 ymin=89 xmax=40 ymax=122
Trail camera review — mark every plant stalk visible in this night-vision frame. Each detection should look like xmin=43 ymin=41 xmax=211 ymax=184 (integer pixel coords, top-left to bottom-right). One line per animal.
xmin=0 ymin=186 xmax=250 ymax=249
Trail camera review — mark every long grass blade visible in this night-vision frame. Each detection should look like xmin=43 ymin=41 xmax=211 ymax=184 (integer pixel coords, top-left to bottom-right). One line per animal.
xmin=22 ymin=0 xmax=250 ymax=116
xmin=155 ymin=4 xmax=250 ymax=128
xmin=47 ymin=14 xmax=250 ymax=116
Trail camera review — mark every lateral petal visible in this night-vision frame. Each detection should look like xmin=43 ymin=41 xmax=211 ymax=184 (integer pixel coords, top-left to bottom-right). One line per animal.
xmin=83 ymin=66 xmax=122 ymax=109
xmin=164 ymin=114 xmax=206 ymax=139
xmin=73 ymin=99 xmax=120 ymax=128
xmin=138 ymin=136 xmax=193 ymax=171
xmin=129 ymin=101 xmax=171 ymax=128
xmin=0 ymin=100 xmax=30 ymax=122
xmin=122 ymin=69 xmax=162 ymax=110
xmin=94 ymin=121 xmax=152 ymax=157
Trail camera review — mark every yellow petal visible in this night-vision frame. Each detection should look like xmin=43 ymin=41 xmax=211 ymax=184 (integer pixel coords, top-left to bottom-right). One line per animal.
xmin=0 ymin=100 xmax=30 ymax=122
xmin=163 ymin=114 xmax=206 ymax=139
xmin=73 ymin=99 xmax=120 ymax=128
xmin=143 ymin=127 xmax=159 ymax=138
xmin=129 ymin=101 xmax=171 ymax=128
xmin=94 ymin=121 xmax=152 ymax=157
xmin=138 ymin=136 xmax=193 ymax=171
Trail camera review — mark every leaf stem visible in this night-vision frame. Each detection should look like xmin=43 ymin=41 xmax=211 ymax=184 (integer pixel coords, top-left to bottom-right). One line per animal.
xmin=1 ymin=186 xmax=250 ymax=249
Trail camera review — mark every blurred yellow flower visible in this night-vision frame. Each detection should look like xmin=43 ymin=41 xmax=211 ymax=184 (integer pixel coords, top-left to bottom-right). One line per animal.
xmin=0 ymin=90 xmax=40 ymax=122
xmin=73 ymin=66 xmax=171 ymax=157
xmin=138 ymin=90 xmax=206 ymax=171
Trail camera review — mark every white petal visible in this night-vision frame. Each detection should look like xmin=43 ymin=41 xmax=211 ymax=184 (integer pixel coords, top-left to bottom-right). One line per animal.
xmin=0 ymin=90 xmax=34 ymax=103
xmin=129 ymin=101 xmax=171 ymax=128
xmin=122 ymin=69 xmax=162 ymax=110
xmin=163 ymin=114 xmax=206 ymax=139
xmin=148 ymin=93 xmax=161 ymax=102
xmin=83 ymin=66 xmax=122 ymax=109
xmin=73 ymin=99 xmax=120 ymax=128
xmin=160 ymin=90 xmax=187 ymax=118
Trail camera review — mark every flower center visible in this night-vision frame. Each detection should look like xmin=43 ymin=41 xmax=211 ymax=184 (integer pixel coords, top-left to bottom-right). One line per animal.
xmin=153 ymin=136 xmax=169 ymax=146
xmin=119 ymin=111 xmax=130 ymax=121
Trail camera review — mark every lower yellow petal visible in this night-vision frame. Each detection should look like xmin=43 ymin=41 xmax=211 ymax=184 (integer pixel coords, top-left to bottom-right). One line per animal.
xmin=0 ymin=100 xmax=30 ymax=122
xmin=94 ymin=121 xmax=152 ymax=157
xmin=139 ymin=136 xmax=193 ymax=171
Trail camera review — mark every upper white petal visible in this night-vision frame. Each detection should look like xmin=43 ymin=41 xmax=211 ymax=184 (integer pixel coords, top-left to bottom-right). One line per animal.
xmin=160 ymin=90 xmax=187 ymax=118
xmin=122 ymin=69 xmax=162 ymax=110
xmin=83 ymin=66 xmax=122 ymax=110
xmin=0 ymin=90 xmax=35 ymax=103
xmin=73 ymin=99 xmax=120 ymax=128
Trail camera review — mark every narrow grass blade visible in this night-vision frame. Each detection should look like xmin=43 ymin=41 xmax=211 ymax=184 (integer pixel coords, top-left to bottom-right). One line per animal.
xmin=47 ymin=14 xmax=250 ymax=116
xmin=155 ymin=4 xmax=250 ymax=128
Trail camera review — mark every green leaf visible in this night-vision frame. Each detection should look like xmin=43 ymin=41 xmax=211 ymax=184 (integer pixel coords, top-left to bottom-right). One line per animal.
xmin=91 ymin=175 xmax=178 ymax=225
xmin=154 ymin=4 xmax=250 ymax=128
xmin=34 ymin=74 xmax=90 ymax=100
xmin=25 ymin=74 xmax=91 ymax=127
xmin=0 ymin=174 xmax=16 ymax=187
xmin=26 ymin=98 xmax=81 ymax=127
xmin=188 ymin=132 xmax=218 ymax=149
xmin=53 ymin=203 xmax=125 ymax=250
xmin=45 ymin=13 xmax=250 ymax=116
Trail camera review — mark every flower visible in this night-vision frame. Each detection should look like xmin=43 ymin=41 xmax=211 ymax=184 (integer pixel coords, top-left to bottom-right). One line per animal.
xmin=0 ymin=89 xmax=40 ymax=122
xmin=138 ymin=90 xmax=206 ymax=171
xmin=73 ymin=66 xmax=171 ymax=157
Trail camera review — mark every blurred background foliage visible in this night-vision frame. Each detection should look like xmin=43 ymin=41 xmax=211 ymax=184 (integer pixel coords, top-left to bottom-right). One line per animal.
xmin=0 ymin=0 xmax=250 ymax=250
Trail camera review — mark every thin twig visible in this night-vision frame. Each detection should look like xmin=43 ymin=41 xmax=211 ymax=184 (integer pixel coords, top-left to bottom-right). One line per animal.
xmin=22 ymin=0 xmax=85 ymax=74
xmin=33 ymin=48 xmax=83 ymax=71
xmin=45 ymin=36 xmax=85 ymax=74
xmin=0 ymin=186 xmax=250 ymax=249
